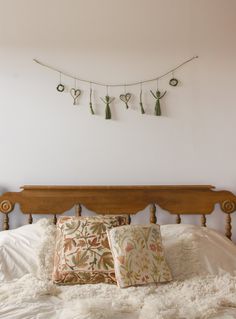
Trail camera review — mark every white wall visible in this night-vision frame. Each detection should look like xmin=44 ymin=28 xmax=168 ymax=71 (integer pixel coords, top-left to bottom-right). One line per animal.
xmin=0 ymin=0 xmax=236 ymax=236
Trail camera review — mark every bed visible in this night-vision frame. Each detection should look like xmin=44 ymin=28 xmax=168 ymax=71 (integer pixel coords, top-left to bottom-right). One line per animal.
xmin=1 ymin=184 xmax=236 ymax=319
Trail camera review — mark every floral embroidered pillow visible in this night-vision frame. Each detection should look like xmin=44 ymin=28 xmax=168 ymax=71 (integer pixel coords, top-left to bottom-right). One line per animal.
xmin=107 ymin=224 xmax=172 ymax=288
xmin=52 ymin=215 xmax=128 ymax=285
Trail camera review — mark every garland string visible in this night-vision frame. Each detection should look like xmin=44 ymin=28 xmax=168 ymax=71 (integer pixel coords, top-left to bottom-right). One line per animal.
xmin=33 ymin=56 xmax=198 ymax=88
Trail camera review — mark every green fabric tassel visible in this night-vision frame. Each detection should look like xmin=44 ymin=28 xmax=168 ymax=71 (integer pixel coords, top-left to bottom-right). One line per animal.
xmin=100 ymin=95 xmax=114 ymax=120
xmin=150 ymin=90 xmax=166 ymax=116
xmin=89 ymin=88 xmax=95 ymax=115
xmin=140 ymin=102 xmax=145 ymax=114
xmin=89 ymin=102 xmax=95 ymax=115
xmin=139 ymin=90 xmax=145 ymax=114
xmin=105 ymin=103 xmax=112 ymax=119
xmin=155 ymin=100 xmax=161 ymax=116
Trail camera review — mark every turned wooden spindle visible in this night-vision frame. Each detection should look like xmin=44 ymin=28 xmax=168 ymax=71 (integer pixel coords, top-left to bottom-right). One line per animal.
xmin=201 ymin=214 xmax=206 ymax=227
xmin=149 ymin=204 xmax=157 ymax=224
xmin=0 ymin=200 xmax=13 ymax=230
xmin=4 ymin=213 xmax=9 ymax=230
xmin=28 ymin=214 xmax=33 ymax=224
xmin=176 ymin=214 xmax=181 ymax=224
xmin=225 ymin=213 xmax=232 ymax=240
xmin=53 ymin=214 xmax=57 ymax=225
xmin=127 ymin=214 xmax=131 ymax=224
xmin=221 ymin=200 xmax=235 ymax=240
xmin=75 ymin=204 xmax=82 ymax=217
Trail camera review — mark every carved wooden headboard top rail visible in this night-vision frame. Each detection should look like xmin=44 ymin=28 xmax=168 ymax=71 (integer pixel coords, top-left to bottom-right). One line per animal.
xmin=0 ymin=185 xmax=236 ymax=239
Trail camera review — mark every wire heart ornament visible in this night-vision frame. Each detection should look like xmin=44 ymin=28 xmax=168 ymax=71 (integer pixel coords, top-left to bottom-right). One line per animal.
xmin=70 ymin=88 xmax=81 ymax=105
xmin=119 ymin=93 xmax=132 ymax=109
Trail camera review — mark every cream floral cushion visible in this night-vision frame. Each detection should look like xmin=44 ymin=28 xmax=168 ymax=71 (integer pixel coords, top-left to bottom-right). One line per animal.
xmin=53 ymin=215 xmax=128 ymax=285
xmin=107 ymin=224 xmax=172 ymax=288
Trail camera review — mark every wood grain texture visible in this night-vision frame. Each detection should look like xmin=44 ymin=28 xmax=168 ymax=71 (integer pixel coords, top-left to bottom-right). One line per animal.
xmin=0 ymin=185 xmax=236 ymax=215
xmin=0 ymin=185 xmax=236 ymax=238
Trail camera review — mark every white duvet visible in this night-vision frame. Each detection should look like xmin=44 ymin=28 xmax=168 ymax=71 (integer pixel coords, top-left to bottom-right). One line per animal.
xmin=1 ymin=272 xmax=236 ymax=319
xmin=1 ymin=221 xmax=236 ymax=319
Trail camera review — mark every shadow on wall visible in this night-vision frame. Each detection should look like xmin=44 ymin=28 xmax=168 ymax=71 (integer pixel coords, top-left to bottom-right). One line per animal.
xmin=0 ymin=186 xmax=8 ymax=194
xmin=0 ymin=187 xmax=8 ymax=230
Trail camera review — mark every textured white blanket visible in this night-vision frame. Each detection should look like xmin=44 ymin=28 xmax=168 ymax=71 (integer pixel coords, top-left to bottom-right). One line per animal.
xmin=2 ymin=221 xmax=236 ymax=318
xmin=1 ymin=273 xmax=236 ymax=319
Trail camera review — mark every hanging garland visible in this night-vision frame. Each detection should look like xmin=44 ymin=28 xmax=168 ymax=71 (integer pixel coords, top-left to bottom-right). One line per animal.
xmin=33 ymin=56 xmax=198 ymax=119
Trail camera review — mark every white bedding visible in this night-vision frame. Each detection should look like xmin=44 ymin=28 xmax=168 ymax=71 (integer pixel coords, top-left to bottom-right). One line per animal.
xmin=2 ymin=221 xmax=236 ymax=318
xmin=161 ymin=224 xmax=236 ymax=279
xmin=1 ymin=273 xmax=236 ymax=319
xmin=0 ymin=219 xmax=55 ymax=281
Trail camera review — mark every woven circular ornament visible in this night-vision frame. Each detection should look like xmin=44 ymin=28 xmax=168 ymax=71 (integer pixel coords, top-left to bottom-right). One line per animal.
xmin=56 ymin=84 xmax=65 ymax=92
xmin=169 ymin=78 xmax=179 ymax=87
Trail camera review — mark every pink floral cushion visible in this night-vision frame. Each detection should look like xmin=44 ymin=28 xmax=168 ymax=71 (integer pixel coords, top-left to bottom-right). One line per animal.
xmin=107 ymin=224 xmax=172 ymax=288
xmin=53 ymin=215 xmax=128 ymax=285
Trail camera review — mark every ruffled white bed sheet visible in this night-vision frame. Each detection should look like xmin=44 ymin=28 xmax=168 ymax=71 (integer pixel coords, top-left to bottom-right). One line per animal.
xmin=1 ymin=273 xmax=236 ymax=319
xmin=2 ymin=222 xmax=236 ymax=318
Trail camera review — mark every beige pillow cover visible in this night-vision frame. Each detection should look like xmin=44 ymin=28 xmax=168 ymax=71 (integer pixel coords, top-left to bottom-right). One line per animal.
xmin=107 ymin=224 xmax=172 ymax=288
xmin=52 ymin=215 xmax=128 ymax=285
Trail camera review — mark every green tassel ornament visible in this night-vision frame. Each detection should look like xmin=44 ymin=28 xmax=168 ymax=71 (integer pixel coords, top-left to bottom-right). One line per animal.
xmin=89 ymin=87 xmax=95 ymax=115
xmin=139 ymin=89 xmax=145 ymax=114
xmin=100 ymin=95 xmax=114 ymax=120
xmin=150 ymin=90 xmax=167 ymax=116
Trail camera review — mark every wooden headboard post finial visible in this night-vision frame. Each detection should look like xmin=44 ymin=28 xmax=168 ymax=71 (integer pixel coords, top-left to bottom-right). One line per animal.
xmin=0 ymin=199 xmax=14 ymax=230
xmin=221 ymin=199 xmax=236 ymax=239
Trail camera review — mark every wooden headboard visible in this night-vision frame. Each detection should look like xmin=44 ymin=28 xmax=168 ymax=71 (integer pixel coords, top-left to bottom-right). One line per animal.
xmin=0 ymin=185 xmax=236 ymax=239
